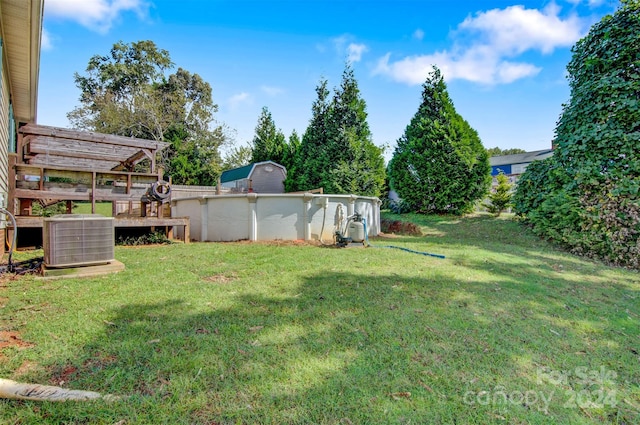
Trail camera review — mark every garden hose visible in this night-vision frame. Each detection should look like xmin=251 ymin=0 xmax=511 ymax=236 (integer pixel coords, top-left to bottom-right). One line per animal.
xmin=363 ymin=218 xmax=445 ymax=259
xmin=0 ymin=378 xmax=121 ymax=402
xmin=0 ymin=207 xmax=17 ymax=272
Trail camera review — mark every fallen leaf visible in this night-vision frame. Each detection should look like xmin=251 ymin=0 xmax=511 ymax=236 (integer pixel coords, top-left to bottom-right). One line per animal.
xmin=147 ymin=339 xmax=160 ymax=344
xmin=248 ymin=326 xmax=264 ymax=333
xmin=389 ymin=391 xmax=411 ymax=400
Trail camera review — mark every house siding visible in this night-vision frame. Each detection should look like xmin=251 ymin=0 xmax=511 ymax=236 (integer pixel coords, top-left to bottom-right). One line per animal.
xmin=491 ymin=164 xmax=512 ymax=176
xmin=0 ymin=50 xmax=9 ymax=254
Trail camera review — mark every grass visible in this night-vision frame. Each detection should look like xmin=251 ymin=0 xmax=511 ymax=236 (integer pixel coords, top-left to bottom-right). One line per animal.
xmin=0 ymin=213 xmax=638 ymax=424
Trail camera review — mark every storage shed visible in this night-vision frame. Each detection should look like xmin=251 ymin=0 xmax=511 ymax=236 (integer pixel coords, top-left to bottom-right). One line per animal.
xmin=220 ymin=161 xmax=286 ymax=193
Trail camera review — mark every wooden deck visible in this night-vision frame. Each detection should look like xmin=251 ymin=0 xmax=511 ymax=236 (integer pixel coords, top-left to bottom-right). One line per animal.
xmin=6 ymin=124 xmax=192 ymax=248
xmin=11 ymin=216 xmax=190 ymax=243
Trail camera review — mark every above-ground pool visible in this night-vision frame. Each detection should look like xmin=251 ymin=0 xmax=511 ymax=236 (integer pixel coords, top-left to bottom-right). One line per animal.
xmin=171 ymin=193 xmax=381 ymax=242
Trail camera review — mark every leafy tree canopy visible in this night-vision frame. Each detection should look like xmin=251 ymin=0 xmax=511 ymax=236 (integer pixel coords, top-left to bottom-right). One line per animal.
xmin=486 ymin=147 xmax=527 ymax=157
xmin=68 ymin=40 xmax=228 ymax=185
xmin=514 ymin=0 xmax=640 ymax=268
xmin=222 ymin=143 xmax=253 ymax=170
xmin=388 ymin=66 xmax=490 ymax=214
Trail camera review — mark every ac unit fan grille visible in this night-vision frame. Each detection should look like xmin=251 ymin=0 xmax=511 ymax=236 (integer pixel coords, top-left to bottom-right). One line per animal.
xmin=43 ymin=215 xmax=115 ymax=268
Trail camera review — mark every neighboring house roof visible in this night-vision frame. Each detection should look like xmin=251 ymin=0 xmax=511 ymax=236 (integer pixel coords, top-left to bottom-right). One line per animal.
xmin=0 ymin=0 xmax=44 ymax=124
xmin=220 ymin=161 xmax=286 ymax=183
xmin=489 ymin=149 xmax=554 ymax=167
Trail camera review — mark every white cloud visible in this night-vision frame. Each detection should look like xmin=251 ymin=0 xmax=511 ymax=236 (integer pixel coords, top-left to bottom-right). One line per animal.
xmin=413 ymin=29 xmax=425 ymax=41
xmin=330 ymin=35 xmax=368 ymax=62
xmin=347 ymin=43 xmax=368 ymax=63
xmin=45 ymin=0 xmax=150 ymax=33
xmin=459 ymin=4 xmax=583 ymax=55
xmin=261 ymin=86 xmax=284 ymax=97
xmin=228 ymin=92 xmax=252 ymax=110
xmin=375 ymin=4 xmax=586 ymax=85
xmin=41 ymin=28 xmax=53 ymax=51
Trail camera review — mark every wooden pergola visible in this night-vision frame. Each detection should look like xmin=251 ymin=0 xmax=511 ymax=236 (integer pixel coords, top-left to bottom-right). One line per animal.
xmin=8 ymin=124 xmax=189 ymax=243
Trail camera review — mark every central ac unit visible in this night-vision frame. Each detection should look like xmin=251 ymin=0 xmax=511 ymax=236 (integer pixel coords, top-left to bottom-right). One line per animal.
xmin=43 ymin=214 xmax=115 ymax=268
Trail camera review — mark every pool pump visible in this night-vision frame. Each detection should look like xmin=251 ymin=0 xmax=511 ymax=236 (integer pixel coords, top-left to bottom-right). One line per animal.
xmin=335 ymin=212 xmax=367 ymax=248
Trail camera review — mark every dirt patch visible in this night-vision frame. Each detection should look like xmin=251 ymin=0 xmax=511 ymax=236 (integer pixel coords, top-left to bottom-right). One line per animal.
xmin=0 ymin=331 xmax=34 ymax=361
xmin=50 ymin=364 xmax=79 ymax=386
xmin=380 ymin=219 xmax=422 ymax=236
xmin=204 ymin=274 xmax=237 ymax=284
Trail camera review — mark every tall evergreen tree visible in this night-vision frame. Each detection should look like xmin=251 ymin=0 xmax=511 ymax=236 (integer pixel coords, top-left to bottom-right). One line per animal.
xmin=292 ymin=64 xmax=385 ymax=196
xmin=250 ymin=106 xmax=287 ymax=165
xmin=281 ymin=130 xmax=300 ymax=191
xmin=328 ymin=63 xmax=386 ymax=196
xmin=289 ymin=78 xmax=331 ymax=192
xmin=388 ymin=66 xmax=490 ymax=214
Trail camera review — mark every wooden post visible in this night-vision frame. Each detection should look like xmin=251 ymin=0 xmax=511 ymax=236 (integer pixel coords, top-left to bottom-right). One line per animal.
xmin=19 ymin=200 xmax=32 ymax=216
xmin=183 ymin=220 xmax=190 ymax=243
xmin=91 ymin=172 xmax=96 ymax=213
xmin=127 ymin=174 xmax=132 ymax=214
xmin=7 ymin=154 xmax=17 ymax=215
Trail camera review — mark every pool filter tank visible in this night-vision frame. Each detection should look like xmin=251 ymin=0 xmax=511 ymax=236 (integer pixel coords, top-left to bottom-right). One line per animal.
xmin=348 ymin=220 xmax=365 ymax=243
xmin=335 ymin=211 xmax=366 ymax=247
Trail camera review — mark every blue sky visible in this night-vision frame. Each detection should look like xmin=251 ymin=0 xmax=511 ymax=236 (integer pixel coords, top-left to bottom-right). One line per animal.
xmin=38 ymin=0 xmax=618 ymax=161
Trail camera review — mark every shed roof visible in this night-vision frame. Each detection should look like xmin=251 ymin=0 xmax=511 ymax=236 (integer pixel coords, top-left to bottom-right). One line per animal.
xmin=489 ymin=149 xmax=553 ymax=167
xmin=220 ymin=161 xmax=285 ymax=183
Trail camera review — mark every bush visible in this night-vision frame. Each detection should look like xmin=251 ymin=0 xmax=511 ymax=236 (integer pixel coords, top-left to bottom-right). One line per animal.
xmin=484 ymin=172 xmax=513 ymax=216
xmin=117 ymin=231 xmax=173 ymax=246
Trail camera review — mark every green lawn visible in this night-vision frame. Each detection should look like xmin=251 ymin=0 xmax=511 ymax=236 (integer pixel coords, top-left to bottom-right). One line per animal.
xmin=0 ymin=213 xmax=638 ymax=424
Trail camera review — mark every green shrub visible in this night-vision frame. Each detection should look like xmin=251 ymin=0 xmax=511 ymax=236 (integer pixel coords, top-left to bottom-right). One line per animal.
xmin=514 ymin=1 xmax=640 ymax=269
xmin=116 ymin=231 xmax=173 ymax=246
xmin=484 ymin=172 xmax=513 ymax=216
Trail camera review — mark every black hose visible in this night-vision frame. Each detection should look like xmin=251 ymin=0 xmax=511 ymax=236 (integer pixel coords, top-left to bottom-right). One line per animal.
xmin=0 ymin=207 xmax=17 ymax=272
xmin=372 ymin=244 xmax=446 ymax=259
xmin=150 ymin=181 xmax=171 ymax=201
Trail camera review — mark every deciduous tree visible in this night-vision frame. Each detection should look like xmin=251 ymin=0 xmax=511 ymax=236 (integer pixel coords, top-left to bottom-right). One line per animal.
xmin=486 ymin=147 xmax=527 ymax=157
xmin=68 ymin=40 xmax=228 ymax=185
